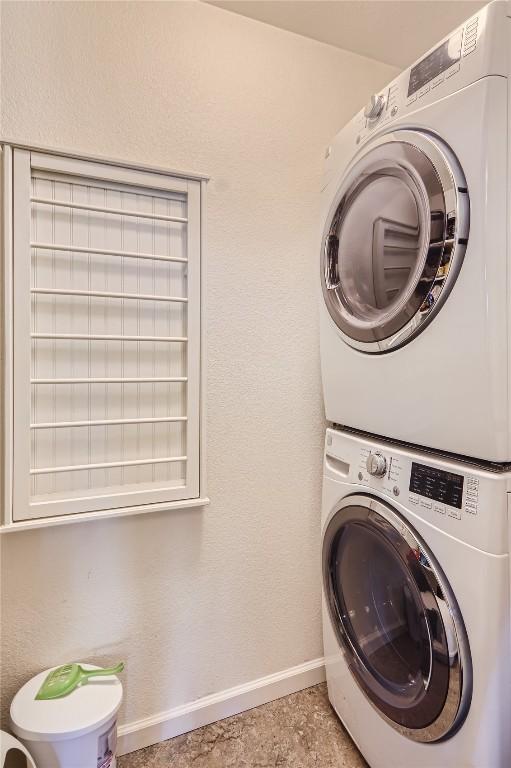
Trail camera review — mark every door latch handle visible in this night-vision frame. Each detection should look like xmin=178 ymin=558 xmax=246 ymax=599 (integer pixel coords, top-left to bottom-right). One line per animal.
xmin=324 ymin=234 xmax=340 ymax=290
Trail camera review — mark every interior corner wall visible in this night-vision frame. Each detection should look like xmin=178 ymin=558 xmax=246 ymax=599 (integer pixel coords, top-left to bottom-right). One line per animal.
xmin=0 ymin=0 xmax=398 ymax=735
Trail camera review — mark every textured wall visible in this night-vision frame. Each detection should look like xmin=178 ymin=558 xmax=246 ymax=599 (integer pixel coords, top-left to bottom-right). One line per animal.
xmin=0 ymin=0 xmax=397 ymax=728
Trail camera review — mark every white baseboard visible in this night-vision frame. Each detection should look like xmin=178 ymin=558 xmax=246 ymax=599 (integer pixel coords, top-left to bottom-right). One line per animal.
xmin=117 ymin=657 xmax=326 ymax=756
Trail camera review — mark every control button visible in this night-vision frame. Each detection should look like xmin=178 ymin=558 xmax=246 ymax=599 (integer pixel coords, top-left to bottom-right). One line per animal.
xmin=431 ymin=74 xmax=444 ymax=88
xmin=364 ymin=94 xmax=385 ymax=120
xmin=465 ymin=505 xmax=477 ymax=515
xmin=418 ymin=85 xmax=430 ymax=98
xmin=445 ymin=63 xmax=461 ymax=78
xmin=463 ymin=46 xmax=476 ymax=57
xmin=366 ymin=452 xmax=387 ymax=477
xmin=391 ymin=105 xmax=398 ymax=117
xmin=406 ymin=93 xmax=417 ymax=105
xmin=420 ymin=499 xmax=432 ymax=509
xmin=358 ymin=472 xmax=363 ymax=481
xmin=466 ymin=18 xmax=478 ymax=30
xmin=448 ymin=508 xmax=462 ymax=520
xmin=409 ymin=494 xmax=419 ymax=505
xmin=393 ymin=486 xmax=400 ymax=497
xmin=433 ymin=503 xmax=446 ymax=515
xmin=356 ymin=135 xmax=361 ymax=145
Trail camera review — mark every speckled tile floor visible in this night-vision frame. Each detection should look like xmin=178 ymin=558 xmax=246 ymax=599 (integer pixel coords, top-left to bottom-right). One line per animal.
xmin=118 ymin=683 xmax=368 ymax=768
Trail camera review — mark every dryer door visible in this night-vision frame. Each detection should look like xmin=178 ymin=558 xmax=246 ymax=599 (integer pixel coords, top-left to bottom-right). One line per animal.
xmin=321 ymin=130 xmax=469 ymax=353
xmin=322 ymin=494 xmax=472 ymax=743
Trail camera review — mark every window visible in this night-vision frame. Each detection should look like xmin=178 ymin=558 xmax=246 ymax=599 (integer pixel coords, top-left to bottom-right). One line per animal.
xmin=2 ymin=146 xmax=207 ymax=526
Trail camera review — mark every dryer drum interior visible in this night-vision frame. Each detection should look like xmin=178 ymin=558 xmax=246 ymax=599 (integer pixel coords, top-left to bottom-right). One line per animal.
xmin=321 ymin=130 xmax=469 ymax=353
xmin=322 ymin=495 xmax=472 ymax=742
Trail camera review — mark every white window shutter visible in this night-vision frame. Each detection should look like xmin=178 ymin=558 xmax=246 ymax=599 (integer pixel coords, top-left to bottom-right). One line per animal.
xmin=10 ymin=149 xmax=203 ymax=522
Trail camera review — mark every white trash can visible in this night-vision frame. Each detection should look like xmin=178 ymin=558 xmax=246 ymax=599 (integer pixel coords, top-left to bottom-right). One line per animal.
xmin=10 ymin=665 xmax=123 ymax=768
xmin=1 ymin=730 xmax=37 ymax=768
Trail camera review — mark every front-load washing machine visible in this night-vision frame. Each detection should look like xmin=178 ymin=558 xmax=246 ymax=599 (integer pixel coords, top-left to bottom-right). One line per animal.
xmin=319 ymin=0 xmax=511 ymax=461
xmin=321 ymin=427 xmax=511 ymax=767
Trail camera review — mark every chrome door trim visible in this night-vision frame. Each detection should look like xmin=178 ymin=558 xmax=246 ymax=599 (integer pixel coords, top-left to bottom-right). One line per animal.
xmin=320 ymin=130 xmax=469 ymax=353
xmin=322 ymin=493 xmax=472 ymax=743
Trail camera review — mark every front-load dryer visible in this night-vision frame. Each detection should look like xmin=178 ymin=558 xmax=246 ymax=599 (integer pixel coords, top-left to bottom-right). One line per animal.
xmin=321 ymin=426 xmax=511 ymax=767
xmin=319 ymin=0 xmax=511 ymax=461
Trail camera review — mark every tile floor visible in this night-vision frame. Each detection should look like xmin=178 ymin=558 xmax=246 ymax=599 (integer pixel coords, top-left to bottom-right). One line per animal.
xmin=119 ymin=683 xmax=368 ymax=768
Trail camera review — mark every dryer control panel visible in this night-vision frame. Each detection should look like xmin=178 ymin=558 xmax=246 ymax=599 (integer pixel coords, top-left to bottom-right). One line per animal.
xmin=321 ymin=2 xmax=508 ymax=193
xmin=343 ymin=1 xmax=508 ymax=152
xmin=353 ymin=11 xmax=480 ymax=146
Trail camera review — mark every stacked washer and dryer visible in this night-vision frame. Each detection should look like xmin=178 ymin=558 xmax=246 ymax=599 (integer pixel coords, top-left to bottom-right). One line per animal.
xmin=318 ymin=2 xmax=511 ymax=766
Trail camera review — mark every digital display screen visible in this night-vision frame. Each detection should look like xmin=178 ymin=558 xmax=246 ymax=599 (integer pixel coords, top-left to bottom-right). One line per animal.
xmin=408 ymin=32 xmax=462 ymax=96
xmin=409 ymin=462 xmax=464 ymax=509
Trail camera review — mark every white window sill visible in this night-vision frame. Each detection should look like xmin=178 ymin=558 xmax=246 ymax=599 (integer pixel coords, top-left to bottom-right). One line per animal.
xmin=0 ymin=497 xmax=210 ymax=533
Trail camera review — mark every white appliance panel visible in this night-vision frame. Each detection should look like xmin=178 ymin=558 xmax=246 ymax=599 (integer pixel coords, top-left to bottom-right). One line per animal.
xmin=319 ymin=5 xmax=509 ymax=459
xmin=321 ymin=427 xmax=511 ymax=767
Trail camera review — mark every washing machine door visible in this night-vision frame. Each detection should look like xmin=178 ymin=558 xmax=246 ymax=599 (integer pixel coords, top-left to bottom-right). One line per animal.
xmin=322 ymin=494 xmax=472 ymax=743
xmin=321 ymin=130 xmax=469 ymax=353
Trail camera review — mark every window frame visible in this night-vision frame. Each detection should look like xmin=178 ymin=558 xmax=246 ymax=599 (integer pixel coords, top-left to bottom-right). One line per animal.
xmin=1 ymin=144 xmax=209 ymax=530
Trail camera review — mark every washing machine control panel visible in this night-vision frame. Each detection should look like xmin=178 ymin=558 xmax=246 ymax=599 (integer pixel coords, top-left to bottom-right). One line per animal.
xmin=409 ymin=462 xmax=463 ymax=509
xmin=324 ymin=429 xmax=507 ymax=553
xmin=357 ymin=446 xmax=480 ymax=519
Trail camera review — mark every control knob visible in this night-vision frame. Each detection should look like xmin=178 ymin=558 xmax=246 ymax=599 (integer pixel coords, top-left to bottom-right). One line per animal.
xmin=364 ymin=94 xmax=385 ymax=120
xmin=366 ymin=451 xmax=387 ymax=477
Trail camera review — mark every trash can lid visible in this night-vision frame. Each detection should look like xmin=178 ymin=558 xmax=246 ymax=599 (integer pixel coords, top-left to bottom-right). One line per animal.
xmin=10 ymin=665 xmax=123 ymax=743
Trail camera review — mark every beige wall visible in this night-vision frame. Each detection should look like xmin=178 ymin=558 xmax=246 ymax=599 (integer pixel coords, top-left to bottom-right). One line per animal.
xmin=0 ymin=0 xmax=397 ymax=730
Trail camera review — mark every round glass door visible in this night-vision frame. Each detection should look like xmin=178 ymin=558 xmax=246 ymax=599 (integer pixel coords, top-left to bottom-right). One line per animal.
xmin=321 ymin=130 xmax=469 ymax=353
xmin=322 ymin=495 xmax=472 ymax=742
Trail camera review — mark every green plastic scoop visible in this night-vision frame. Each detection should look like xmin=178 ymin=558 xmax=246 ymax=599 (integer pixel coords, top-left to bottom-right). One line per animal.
xmin=35 ymin=662 xmax=125 ymax=700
